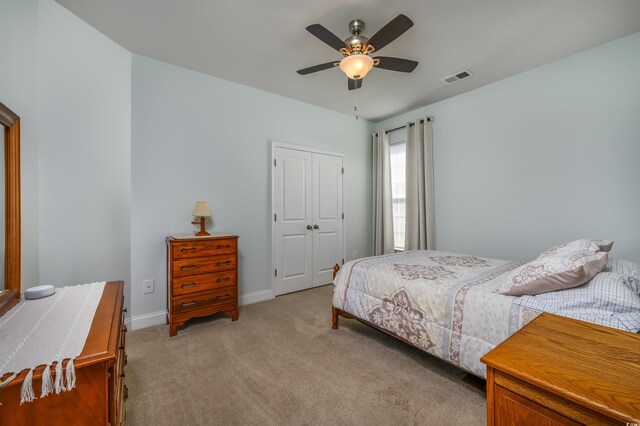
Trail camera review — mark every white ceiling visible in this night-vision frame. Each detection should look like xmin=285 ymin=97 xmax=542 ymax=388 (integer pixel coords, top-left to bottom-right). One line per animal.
xmin=56 ymin=0 xmax=640 ymax=122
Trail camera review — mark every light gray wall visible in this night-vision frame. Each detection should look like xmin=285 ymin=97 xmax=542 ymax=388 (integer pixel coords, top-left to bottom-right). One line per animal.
xmin=0 ymin=1 xmax=132 ymax=311
xmin=131 ymin=55 xmax=374 ymax=321
xmin=376 ymin=32 xmax=640 ymax=262
xmin=0 ymin=0 xmax=40 ymax=289
xmin=36 ymin=0 xmax=131 ymax=298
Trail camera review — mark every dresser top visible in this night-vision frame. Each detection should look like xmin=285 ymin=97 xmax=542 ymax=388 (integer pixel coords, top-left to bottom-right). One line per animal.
xmin=481 ymin=313 xmax=640 ymax=423
xmin=0 ymin=281 xmax=123 ymax=387
xmin=168 ymin=234 xmax=238 ymax=242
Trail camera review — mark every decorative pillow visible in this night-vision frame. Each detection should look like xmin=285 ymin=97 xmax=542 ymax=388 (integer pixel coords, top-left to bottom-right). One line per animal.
xmin=500 ymin=250 xmax=608 ymax=296
xmin=593 ymin=239 xmax=614 ymax=252
xmin=538 ymin=239 xmax=613 ymax=258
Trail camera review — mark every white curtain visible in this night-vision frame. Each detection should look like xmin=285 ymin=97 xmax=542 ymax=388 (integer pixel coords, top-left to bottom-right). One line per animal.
xmin=372 ymin=130 xmax=395 ymax=255
xmin=404 ymin=119 xmax=436 ymax=250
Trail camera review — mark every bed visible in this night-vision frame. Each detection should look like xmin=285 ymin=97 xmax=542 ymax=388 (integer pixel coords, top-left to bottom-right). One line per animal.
xmin=331 ymin=249 xmax=640 ymax=378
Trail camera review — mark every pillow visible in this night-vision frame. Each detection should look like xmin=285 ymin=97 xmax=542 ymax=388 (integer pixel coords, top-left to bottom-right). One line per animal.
xmin=606 ymin=258 xmax=640 ymax=295
xmin=513 ymin=271 xmax=640 ymax=332
xmin=500 ymin=250 xmax=608 ymax=296
xmin=538 ymin=239 xmax=613 ymax=258
xmin=606 ymin=258 xmax=640 ymax=278
xmin=593 ymin=239 xmax=614 ymax=252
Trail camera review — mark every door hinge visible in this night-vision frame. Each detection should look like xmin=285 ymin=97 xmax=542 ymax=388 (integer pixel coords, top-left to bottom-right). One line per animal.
xmin=274 ymin=213 xmax=277 ymax=222
xmin=342 ymin=259 xmax=345 ymax=265
xmin=341 ymin=167 xmax=344 ymax=174
xmin=275 ymin=269 xmax=277 ymax=277
xmin=274 ymin=159 xmax=276 ymax=166
xmin=341 ymin=213 xmax=344 ymax=219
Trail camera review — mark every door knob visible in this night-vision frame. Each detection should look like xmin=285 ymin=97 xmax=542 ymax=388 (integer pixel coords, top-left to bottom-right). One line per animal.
xmin=306 ymin=225 xmax=312 ymax=230
xmin=313 ymin=224 xmax=319 ymax=229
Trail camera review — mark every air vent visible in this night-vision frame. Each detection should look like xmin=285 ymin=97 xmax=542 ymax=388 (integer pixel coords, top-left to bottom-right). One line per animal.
xmin=442 ymin=69 xmax=473 ymax=85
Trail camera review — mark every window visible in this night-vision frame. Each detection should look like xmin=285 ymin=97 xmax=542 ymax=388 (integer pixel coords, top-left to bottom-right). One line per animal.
xmin=389 ymin=141 xmax=406 ymax=251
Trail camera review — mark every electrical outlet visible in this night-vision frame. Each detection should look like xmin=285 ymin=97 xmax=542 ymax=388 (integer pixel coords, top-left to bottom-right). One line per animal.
xmin=143 ymin=279 xmax=154 ymax=294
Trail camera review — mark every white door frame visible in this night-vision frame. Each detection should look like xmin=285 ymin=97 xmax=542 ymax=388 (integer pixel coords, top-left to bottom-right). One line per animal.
xmin=270 ymin=140 xmax=346 ymax=297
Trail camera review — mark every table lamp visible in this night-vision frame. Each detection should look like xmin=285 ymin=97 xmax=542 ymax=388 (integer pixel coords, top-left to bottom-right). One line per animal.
xmin=191 ymin=201 xmax=212 ymax=236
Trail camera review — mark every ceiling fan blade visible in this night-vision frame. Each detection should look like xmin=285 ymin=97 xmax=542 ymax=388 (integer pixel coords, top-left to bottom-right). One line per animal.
xmin=373 ymin=57 xmax=418 ymax=73
xmin=297 ymin=61 xmax=339 ymax=75
xmin=348 ymin=78 xmax=362 ymax=90
xmin=367 ymin=14 xmax=413 ymax=53
xmin=306 ymin=24 xmax=350 ymax=52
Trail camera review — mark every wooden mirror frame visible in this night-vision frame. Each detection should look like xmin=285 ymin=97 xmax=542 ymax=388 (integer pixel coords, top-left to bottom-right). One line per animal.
xmin=0 ymin=101 xmax=21 ymax=316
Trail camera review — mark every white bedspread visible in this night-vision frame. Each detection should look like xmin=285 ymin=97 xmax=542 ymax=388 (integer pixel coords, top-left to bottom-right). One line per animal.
xmin=0 ymin=281 xmax=106 ymax=403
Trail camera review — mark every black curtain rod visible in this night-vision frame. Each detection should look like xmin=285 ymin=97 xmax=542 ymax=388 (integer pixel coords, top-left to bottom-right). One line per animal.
xmin=385 ymin=117 xmax=433 ymax=134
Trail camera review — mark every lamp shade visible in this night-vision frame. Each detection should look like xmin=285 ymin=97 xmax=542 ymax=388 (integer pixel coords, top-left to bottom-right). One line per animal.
xmin=191 ymin=201 xmax=212 ymax=217
xmin=339 ymin=54 xmax=374 ymax=79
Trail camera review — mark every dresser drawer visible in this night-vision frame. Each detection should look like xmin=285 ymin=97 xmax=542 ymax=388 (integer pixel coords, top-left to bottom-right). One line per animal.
xmin=171 ymin=238 xmax=237 ymax=259
xmin=171 ymin=253 xmax=236 ymax=277
xmin=172 ymin=270 xmax=237 ymax=296
xmin=172 ymin=287 xmax=236 ymax=314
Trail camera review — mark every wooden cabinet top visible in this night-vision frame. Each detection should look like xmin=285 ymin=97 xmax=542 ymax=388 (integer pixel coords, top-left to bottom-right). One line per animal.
xmin=167 ymin=234 xmax=239 ymax=243
xmin=481 ymin=312 xmax=640 ymax=423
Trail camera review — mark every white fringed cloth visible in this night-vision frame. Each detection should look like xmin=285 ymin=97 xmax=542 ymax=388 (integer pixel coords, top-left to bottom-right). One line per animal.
xmin=0 ymin=282 xmax=106 ymax=404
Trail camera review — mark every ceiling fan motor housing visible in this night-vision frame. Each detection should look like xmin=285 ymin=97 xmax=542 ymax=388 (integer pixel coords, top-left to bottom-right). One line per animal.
xmin=346 ymin=19 xmax=369 ymax=53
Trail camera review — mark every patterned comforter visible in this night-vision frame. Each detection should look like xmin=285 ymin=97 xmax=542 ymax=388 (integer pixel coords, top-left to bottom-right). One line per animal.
xmin=332 ymin=250 xmax=539 ymax=378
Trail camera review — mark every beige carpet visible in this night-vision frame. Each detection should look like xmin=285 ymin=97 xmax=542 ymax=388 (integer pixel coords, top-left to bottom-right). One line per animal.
xmin=125 ymin=285 xmax=486 ymax=425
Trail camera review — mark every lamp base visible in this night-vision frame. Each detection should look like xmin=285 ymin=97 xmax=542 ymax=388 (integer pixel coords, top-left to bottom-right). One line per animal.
xmin=192 ymin=217 xmax=209 ymax=237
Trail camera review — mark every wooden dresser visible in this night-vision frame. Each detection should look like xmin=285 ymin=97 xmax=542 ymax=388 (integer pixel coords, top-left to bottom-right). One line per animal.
xmin=482 ymin=313 xmax=640 ymax=426
xmin=0 ymin=281 xmax=127 ymax=426
xmin=167 ymin=235 xmax=239 ymax=336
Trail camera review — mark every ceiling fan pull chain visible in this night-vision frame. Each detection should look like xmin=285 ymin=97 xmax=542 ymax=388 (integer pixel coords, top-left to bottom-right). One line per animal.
xmin=354 ymin=92 xmax=359 ymax=120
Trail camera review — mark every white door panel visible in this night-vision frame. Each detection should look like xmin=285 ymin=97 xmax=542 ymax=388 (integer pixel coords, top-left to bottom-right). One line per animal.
xmin=282 ymin=235 xmax=308 ymax=278
xmin=312 ymin=153 xmax=343 ymax=286
xmin=274 ymin=148 xmax=312 ymax=295
xmin=318 ymin=162 xmax=338 ymax=220
xmin=282 ymin=156 xmax=306 ymax=221
xmin=316 ymin=231 xmax=339 ymax=275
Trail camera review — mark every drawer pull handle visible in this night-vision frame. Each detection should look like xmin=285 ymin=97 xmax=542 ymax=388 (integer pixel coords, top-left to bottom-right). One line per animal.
xmin=120 ymin=373 xmax=125 ymax=378
xmin=181 ymin=301 xmax=197 ymax=307
xmin=217 ymin=244 xmax=231 ymax=249
xmin=216 ymin=295 xmax=231 ymax=300
xmin=181 ymin=247 xmax=197 ymax=252
xmin=217 ymin=261 xmax=231 ymax=266
xmin=124 ymin=385 xmax=129 ymax=401
xmin=181 ymin=265 xmax=197 ymax=270
xmin=217 ymin=278 xmax=230 ymax=283
xmin=181 ymin=283 xmax=197 ymax=288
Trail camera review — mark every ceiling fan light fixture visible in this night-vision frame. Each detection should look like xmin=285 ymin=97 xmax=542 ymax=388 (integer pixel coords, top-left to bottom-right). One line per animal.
xmin=339 ymin=54 xmax=373 ymax=80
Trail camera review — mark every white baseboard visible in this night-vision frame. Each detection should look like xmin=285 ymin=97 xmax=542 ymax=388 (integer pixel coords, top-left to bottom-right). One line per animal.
xmin=126 ymin=310 xmax=167 ymax=330
xmin=239 ymin=289 xmax=274 ymax=306
xmin=126 ymin=290 xmax=274 ymax=330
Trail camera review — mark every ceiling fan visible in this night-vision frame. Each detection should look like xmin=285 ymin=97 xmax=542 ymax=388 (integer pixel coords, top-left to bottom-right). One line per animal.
xmin=297 ymin=14 xmax=418 ymax=90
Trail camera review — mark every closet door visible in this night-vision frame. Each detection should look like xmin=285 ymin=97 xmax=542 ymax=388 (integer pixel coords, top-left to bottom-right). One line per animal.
xmin=274 ymin=147 xmax=313 ymax=295
xmin=312 ymin=153 xmax=343 ymax=286
xmin=273 ymin=146 xmax=344 ymax=295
